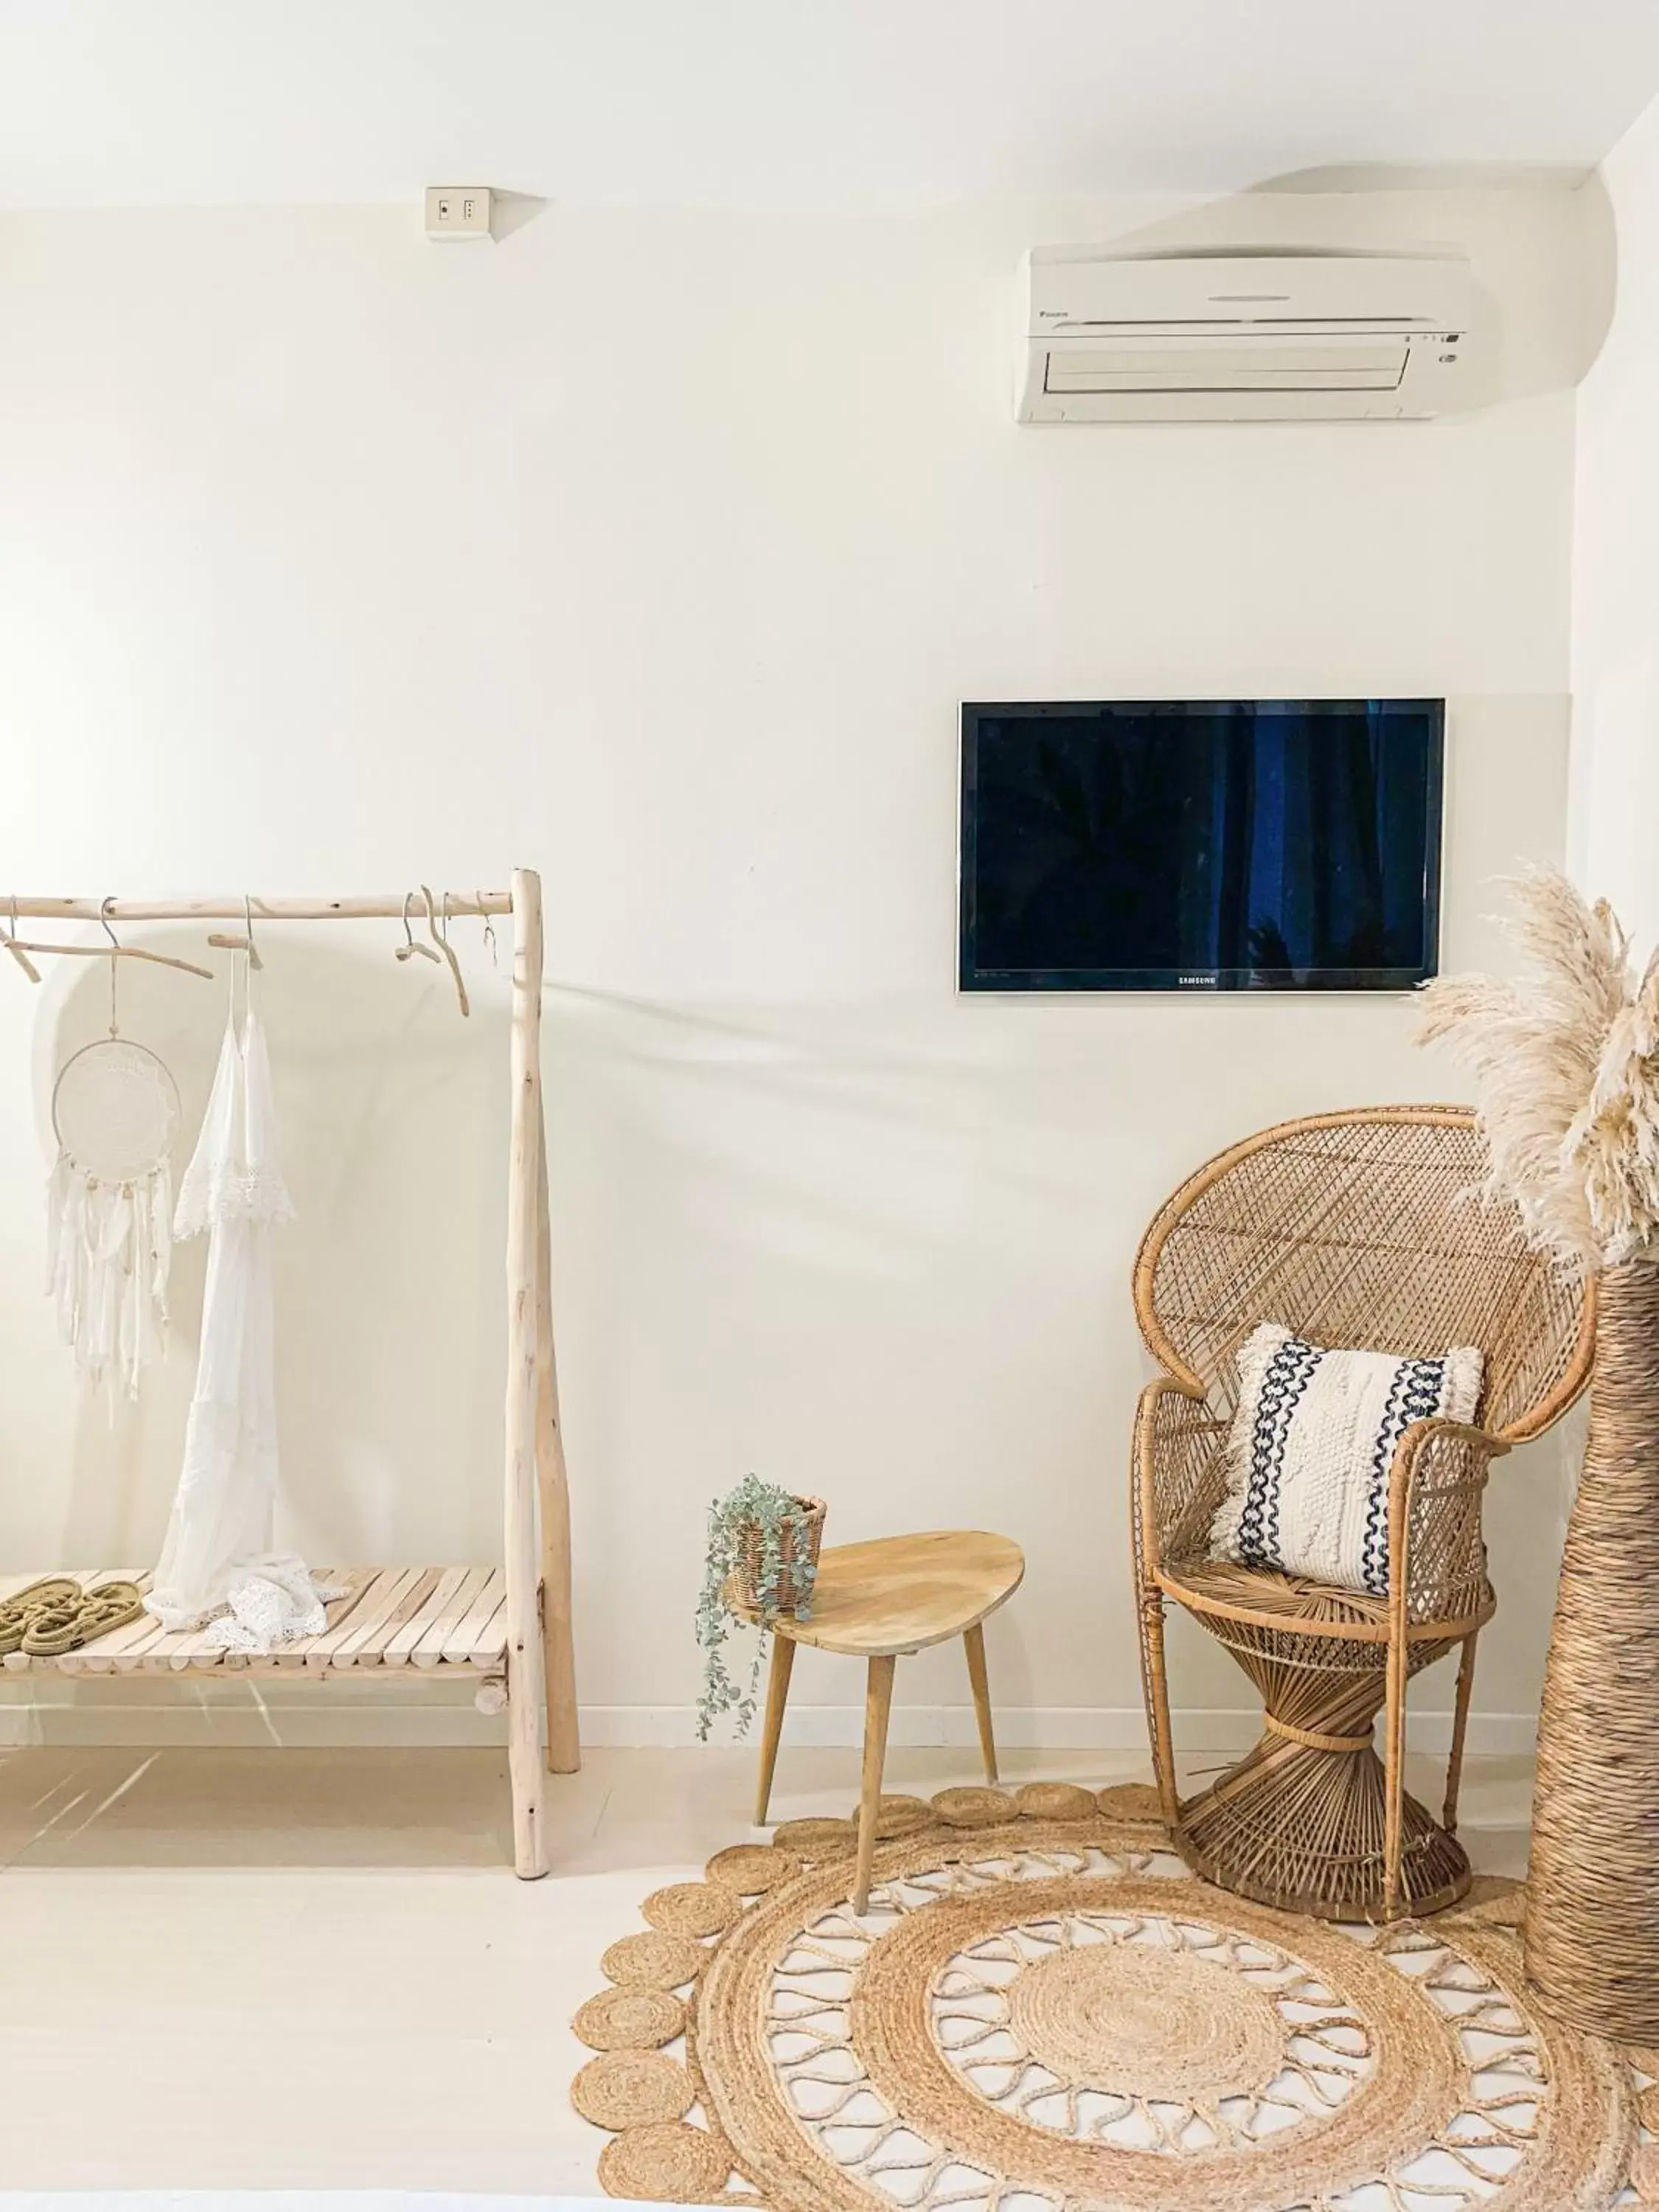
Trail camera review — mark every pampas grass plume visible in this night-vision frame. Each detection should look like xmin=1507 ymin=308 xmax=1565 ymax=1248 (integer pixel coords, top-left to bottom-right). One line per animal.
xmin=1416 ymin=869 xmax=1659 ymax=1272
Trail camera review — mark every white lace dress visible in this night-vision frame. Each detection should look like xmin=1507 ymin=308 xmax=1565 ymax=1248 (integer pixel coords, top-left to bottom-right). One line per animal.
xmin=145 ymin=987 xmax=334 ymax=1652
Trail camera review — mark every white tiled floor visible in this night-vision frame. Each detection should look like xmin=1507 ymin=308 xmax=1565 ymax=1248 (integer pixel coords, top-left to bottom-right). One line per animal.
xmin=0 ymin=1743 xmax=1535 ymax=2192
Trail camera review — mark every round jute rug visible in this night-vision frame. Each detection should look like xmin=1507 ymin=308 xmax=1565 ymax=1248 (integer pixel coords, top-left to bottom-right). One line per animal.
xmin=570 ymin=1787 xmax=1651 ymax=2209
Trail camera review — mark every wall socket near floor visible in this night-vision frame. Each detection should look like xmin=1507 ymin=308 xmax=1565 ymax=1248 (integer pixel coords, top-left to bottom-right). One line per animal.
xmin=425 ymin=187 xmax=493 ymax=240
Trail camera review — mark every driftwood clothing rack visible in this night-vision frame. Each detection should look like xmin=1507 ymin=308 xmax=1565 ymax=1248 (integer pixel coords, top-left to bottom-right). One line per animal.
xmin=3 ymin=872 xmax=577 ymax=1879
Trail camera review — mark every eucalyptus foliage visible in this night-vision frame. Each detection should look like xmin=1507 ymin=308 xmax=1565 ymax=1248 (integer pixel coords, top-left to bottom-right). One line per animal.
xmin=696 ymin=1475 xmax=818 ymax=1741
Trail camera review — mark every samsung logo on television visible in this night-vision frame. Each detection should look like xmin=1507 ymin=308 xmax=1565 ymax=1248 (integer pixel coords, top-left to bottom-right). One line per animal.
xmin=1178 ymin=974 xmax=1218 ymax=987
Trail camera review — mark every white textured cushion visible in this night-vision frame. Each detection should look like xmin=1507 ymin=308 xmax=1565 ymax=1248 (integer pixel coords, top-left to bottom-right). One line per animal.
xmin=1209 ymin=1324 xmax=1484 ymax=1596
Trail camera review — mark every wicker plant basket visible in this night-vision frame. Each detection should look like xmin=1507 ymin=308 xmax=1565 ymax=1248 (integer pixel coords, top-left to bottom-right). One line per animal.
xmin=734 ymin=1495 xmax=825 ymax=1618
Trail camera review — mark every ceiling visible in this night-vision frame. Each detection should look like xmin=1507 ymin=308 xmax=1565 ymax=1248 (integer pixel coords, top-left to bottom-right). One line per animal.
xmin=4 ymin=0 xmax=1659 ymax=210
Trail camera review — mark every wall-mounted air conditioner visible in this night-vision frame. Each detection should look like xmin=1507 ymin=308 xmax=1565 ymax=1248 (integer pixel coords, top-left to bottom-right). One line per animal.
xmin=1018 ymin=251 xmax=1472 ymax=423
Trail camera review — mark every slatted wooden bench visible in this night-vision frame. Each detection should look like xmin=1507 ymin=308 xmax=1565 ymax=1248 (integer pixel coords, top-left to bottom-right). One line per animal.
xmin=0 ymin=1567 xmax=509 ymax=1683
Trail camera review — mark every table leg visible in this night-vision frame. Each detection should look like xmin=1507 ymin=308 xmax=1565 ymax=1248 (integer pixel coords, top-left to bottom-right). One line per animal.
xmin=754 ymin=1632 xmax=796 ymax=1826
xmin=963 ymin=1621 xmax=997 ymax=1784
xmin=854 ymin=1654 xmax=896 ymax=1915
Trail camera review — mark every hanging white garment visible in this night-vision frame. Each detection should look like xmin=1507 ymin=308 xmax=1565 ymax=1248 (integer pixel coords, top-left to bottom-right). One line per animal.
xmin=146 ymin=975 xmax=333 ymax=1652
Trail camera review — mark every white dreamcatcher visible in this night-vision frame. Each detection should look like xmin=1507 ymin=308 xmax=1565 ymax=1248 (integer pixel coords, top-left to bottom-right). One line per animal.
xmin=44 ymin=915 xmax=201 ymax=1408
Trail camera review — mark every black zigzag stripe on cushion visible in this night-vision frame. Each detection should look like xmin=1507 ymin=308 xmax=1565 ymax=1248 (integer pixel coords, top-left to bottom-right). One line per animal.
xmin=1361 ymin=1357 xmax=1449 ymax=1597
xmin=1236 ymin=1334 xmax=1322 ymax=1570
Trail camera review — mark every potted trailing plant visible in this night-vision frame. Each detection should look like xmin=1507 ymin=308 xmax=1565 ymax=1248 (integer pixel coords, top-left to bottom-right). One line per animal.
xmin=1418 ymin=868 xmax=1659 ymax=2039
xmin=695 ymin=1478 xmax=825 ymax=1741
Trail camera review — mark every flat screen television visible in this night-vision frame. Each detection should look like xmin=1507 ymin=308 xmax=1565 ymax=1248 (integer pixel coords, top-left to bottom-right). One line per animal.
xmin=959 ymin=698 xmax=1444 ymax=992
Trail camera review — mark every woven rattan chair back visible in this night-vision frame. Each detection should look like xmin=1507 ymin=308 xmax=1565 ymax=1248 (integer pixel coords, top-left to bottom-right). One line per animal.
xmin=1133 ymin=1105 xmax=1591 ymax=1444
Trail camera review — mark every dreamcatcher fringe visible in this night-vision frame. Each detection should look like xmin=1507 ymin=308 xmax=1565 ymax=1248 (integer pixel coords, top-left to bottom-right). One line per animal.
xmin=45 ymin=1155 xmax=173 ymax=1411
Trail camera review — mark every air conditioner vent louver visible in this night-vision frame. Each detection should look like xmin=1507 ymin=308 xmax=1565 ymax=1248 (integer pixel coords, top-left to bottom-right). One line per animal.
xmin=1019 ymin=252 xmax=1471 ymax=423
xmin=1045 ymin=338 xmax=1409 ymax=395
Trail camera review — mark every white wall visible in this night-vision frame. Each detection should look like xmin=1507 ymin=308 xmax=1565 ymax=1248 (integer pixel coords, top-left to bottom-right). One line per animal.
xmin=0 ymin=184 xmax=1590 ymax=1750
xmin=1572 ymin=105 xmax=1659 ymax=947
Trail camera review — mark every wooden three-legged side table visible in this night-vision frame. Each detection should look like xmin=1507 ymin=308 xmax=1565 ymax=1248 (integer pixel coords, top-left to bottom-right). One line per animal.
xmin=744 ymin=1529 xmax=1026 ymax=1913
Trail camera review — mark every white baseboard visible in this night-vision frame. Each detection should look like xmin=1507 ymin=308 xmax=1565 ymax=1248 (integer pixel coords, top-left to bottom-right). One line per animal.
xmin=577 ymin=1703 xmax=1540 ymax=1757
xmin=0 ymin=1687 xmax=1540 ymax=1756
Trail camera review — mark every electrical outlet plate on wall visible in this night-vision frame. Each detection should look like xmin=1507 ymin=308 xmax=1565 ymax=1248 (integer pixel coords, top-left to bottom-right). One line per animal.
xmin=425 ymin=187 xmax=493 ymax=240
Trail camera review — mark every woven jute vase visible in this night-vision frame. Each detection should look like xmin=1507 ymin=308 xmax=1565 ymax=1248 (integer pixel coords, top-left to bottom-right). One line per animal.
xmin=1525 ymin=1259 xmax=1659 ymax=2042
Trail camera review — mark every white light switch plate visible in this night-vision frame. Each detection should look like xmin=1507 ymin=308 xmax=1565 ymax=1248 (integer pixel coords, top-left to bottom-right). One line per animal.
xmin=425 ymin=187 xmax=493 ymax=240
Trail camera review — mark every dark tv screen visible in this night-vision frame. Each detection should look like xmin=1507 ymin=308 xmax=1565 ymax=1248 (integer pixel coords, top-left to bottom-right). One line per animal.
xmin=959 ymin=699 xmax=1444 ymax=992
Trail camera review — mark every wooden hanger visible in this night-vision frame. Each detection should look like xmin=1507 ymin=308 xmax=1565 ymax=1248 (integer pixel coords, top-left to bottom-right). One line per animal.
xmin=206 ymin=893 xmax=265 ymax=969
xmin=395 ymin=889 xmax=442 ymax=967
xmin=1 ymin=897 xmax=41 ymax=984
xmin=423 ymin=885 xmax=470 ymax=1018
xmin=3 ymin=898 xmax=213 ymax=983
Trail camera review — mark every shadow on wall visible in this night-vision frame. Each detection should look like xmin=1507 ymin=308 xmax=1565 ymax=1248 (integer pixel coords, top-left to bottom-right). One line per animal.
xmin=1038 ymin=161 xmax=1618 ymax=408
xmin=38 ymin=925 xmax=510 ymax=1577
xmin=520 ymin=968 xmax=1585 ymax=1727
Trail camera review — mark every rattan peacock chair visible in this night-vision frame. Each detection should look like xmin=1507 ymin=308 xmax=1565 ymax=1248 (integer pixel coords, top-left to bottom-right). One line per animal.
xmin=1132 ymin=1105 xmax=1595 ymax=1923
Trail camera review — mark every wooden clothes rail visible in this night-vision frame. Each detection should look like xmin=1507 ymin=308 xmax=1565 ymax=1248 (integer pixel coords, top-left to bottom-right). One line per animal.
xmin=7 ymin=894 xmax=512 ymax=920
xmin=1 ymin=872 xmax=577 ymax=1879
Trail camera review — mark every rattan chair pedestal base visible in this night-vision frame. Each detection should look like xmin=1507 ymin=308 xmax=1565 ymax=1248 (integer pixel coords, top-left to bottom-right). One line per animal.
xmin=1178 ymin=1734 xmax=1471 ymax=1924
xmin=1152 ymin=1548 xmax=1484 ymax=1924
